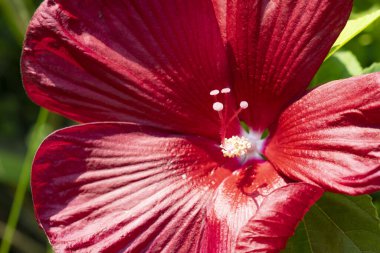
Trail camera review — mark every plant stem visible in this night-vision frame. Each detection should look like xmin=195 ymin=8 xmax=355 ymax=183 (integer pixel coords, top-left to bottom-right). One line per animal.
xmin=0 ymin=109 xmax=49 ymax=253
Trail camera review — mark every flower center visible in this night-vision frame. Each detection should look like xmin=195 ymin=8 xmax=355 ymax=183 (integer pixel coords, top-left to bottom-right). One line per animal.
xmin=210 ymin=88 xmax=265 ymax=160
xmin=220 ymin=136 xmax=252 ymax=158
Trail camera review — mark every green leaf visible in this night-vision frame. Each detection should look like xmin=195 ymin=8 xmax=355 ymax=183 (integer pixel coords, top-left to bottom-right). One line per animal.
xmin=373 ymin=192 xmax=380 ymax=221
xmin=334 ymin=51 xmax=363 ymax=76
xmin=0 ymin=109 xmax=50 ymax=253
xmin=283 ymin=193 xmax=380 ymax=253
xmin=0 ymin=0 xmax=35 ymax=44
xmin=0 ymin=120 xmax=53 ymax=186
xmin=310 ymin=50 xmax=362 ymax=88
xmin=326 ymin=9 xmax=380 ymax=60
xmin=362 ymin=62 xmax=380 ymax=74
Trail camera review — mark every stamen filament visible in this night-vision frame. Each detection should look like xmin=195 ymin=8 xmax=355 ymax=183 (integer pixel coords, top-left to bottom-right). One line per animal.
xmin=209 ymin=88 xmax=248 ymax=143
xmin=224 ymin=101 xmax=249 ymax=131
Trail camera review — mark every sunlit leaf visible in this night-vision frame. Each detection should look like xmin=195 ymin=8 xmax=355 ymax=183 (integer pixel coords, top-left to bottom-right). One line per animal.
xmin=310 ymin=50 xmax=362 ymax=88
xmin=282 ymin=193 xmax=380 ymax=253
xmin=362 ymin=62 xmax=380 ymax=74
xmin=327 ymin=9 xmax=380 ymax=60
xmin=334 ymin=51 xmax=363 ymax=75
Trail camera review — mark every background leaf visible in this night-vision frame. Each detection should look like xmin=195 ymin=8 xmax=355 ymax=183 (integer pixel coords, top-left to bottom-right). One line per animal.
xmin=326 ymin=9 xmax=380 ymax=60
xmin=0 ymin=0 xmax=34 ymax=43
xmin=310 ymin=50 xmax=362 ymax=88
xmin=282 ymin=193 xmax=380 ymax=253
xmin=362 ymin=62 xmax=380 ymax=74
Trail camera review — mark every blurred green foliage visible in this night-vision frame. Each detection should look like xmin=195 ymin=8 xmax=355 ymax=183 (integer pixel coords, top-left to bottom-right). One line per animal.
xmin=0 ymin=1 xmax=379 ymax=252
xmin=350 ymin=1 xmax=380 ymax=67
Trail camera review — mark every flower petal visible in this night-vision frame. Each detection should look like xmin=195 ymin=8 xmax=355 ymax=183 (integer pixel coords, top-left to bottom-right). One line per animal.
xmin=22 ymin=0 xmax=230 ymax=139
xmin=32 ymin=123 xmax=228 ymax=252
xmin=32 ymin=123 xmax=315 ymax=252
xmin=236 ymin=183 xmax=323 ymax=253
xmin=266 ymin=73 xmax=380 ymax=195
xmin=213 ymin=0 xmax=352 ymax=130
xmin=203 ymin=162 xmax=322 ymax=253
xmin=202 ymin=161 xmax=288 ymax=252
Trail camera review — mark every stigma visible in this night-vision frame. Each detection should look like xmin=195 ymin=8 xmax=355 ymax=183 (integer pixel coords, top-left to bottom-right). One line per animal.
xmin=220 ymin=136 xmax=252 ymax=158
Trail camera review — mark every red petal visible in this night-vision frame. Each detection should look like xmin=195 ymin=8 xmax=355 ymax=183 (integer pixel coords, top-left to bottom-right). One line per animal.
xmin=32 ymin=123 xmax=227 ymax=252
xmin=32 ymin=123 xmax=316 ymax=252
xmin=236 ymin=183 xmax=323 ymax=253
xmin=22 ymin=0 xmax=230 ymax=139
xmin=266 ymin=73 xmax=380 ymax=195
xmin=202 ymin=162 xmax=288 ymax=252
xmin=213 ymin=0 xmax=352 ymax=130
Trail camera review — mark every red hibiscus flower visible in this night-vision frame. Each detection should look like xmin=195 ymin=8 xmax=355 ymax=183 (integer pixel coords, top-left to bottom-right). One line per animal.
xmin=22 ymin=0 xmax=380 ymax=252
